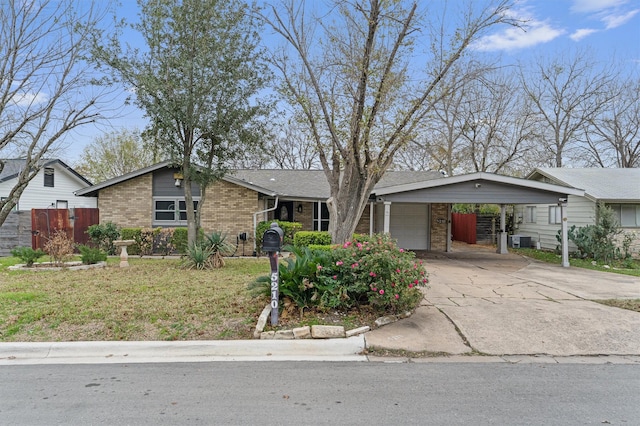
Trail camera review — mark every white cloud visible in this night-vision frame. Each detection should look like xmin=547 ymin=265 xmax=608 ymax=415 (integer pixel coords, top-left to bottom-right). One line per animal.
xmin=11 ymin=91 xmax=49 ymax=107
xmin=570 ymin=0 xmax=628 ymax=13
xmin=472 ymin=19 xmax=565 ymax=52
xmin=601 ymin=8 xmax=639 ymax=28
xmin=570 ymin=28 xmax=599 ymax=41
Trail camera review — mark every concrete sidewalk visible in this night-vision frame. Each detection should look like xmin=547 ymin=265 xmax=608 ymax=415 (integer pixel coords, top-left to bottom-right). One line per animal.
xmin=365 ymin=246 xmax=640 ymax=358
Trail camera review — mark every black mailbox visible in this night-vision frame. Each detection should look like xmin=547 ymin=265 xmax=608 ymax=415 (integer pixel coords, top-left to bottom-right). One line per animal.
xmin=262 ymin=222 xmax=284 ymax=252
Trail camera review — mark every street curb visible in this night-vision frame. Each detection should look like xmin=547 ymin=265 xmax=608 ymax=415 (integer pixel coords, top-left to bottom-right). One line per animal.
xmin=0 ymin=336 xmax=368 ymax=365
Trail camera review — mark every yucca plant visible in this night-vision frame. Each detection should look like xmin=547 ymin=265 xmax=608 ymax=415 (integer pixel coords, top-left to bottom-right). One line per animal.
xmin=181 ymin=243 xmax=214 ymax=270
xmin=202 ymin=231 xmax=234 ymax=268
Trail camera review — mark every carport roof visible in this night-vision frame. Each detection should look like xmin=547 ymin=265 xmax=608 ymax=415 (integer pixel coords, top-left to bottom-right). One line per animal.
xmin=373 ymin=172 xmax=585 ymax=204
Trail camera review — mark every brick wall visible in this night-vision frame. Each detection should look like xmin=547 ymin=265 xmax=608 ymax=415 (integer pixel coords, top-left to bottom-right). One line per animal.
xmin=199 ymin=180 xmax=259 ymax=239
xmin=98 ymin=174 xmax=153 ymax=228
xmin=430 ymin=203 xmax=449 ymax=251
xmin=292 ymin=201 xmax=313 ymax=230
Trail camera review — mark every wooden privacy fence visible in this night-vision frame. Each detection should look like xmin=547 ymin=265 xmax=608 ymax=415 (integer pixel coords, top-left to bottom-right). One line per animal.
xmin=451 ymin=212 xmax=477 ymax=244
xmin=31 ymin=208 xmax=99 ymax=251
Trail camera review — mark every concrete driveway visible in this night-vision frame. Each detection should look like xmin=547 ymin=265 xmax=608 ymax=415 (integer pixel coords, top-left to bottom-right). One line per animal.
xmin=365 ymin=244 xmax=640 ymax=356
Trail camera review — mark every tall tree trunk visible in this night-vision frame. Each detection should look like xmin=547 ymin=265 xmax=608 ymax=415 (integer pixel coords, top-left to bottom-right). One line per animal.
xmin=327 ymin=164 xmax=378 ymax=244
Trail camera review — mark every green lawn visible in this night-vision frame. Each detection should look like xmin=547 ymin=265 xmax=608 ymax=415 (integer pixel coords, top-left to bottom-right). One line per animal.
xmin=0 ymin=257 xmax=270 ymax=342
xmin=512 ymin=248 xmax=640 ymax=277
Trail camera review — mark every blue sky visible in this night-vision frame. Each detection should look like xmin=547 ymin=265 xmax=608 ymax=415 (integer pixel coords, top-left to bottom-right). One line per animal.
xmin=62 ymin=0 xmax=640 ymax=165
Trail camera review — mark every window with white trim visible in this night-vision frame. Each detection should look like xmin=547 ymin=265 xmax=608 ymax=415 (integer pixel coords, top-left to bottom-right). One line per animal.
xmin=548 ymin=206 xmax=562 ymax=224
xmin=313 ymin=201 xmax=330 ymax=231
xmin=609 ymin=204 xmax=640 ymax=227
xmin=524 ymin=206 xmax=536 ymax=223
xmin=44 ymin=167 xmax=54 ymax=187
xmin=153 ymin=197 xmax=199 ymax=225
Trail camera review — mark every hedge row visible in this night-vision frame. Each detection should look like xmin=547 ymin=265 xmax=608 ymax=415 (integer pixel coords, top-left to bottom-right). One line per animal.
xmin=120 ymin=227 xmax=189 ymax=255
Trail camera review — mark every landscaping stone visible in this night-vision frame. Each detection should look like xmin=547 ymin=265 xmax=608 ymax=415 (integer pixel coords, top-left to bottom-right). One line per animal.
xmin=311 ymin=325 xmax=345 ymax=339
xmin=346 ymin=326 xmax=370 ymax=338
xmin=293 ymin=326 xmax=312 ymax=339
xmin=260 ymin=331 xmax=275 ymax=339
xmin=253 ymin=304 xmax=272 ymax=339
xmin=273 ymin=330 xmax=295 ymax=340
xmin=375 ymin=315 xmax=397 ymax=327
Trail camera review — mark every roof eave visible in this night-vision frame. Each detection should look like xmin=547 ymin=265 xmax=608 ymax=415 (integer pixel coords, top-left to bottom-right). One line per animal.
xmin=374 ymin=172 xmax=584 ymax=197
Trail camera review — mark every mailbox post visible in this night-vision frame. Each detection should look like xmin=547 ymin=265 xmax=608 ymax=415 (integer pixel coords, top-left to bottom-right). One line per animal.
xmin=262 ymin=222 xmax=283 ymax=326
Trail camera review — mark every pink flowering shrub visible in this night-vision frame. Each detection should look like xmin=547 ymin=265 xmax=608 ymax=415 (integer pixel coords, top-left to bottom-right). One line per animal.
xmin=249 ymin=234 xmax=428 ymax=315
xmin=315 ymin=234 xmax=428 ymax=313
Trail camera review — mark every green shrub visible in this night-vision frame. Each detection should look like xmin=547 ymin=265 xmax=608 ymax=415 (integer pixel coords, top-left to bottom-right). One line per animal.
xmin=255 ymin=221 xmax=301 ymax=253
xmin=77 ymin=245 xmax=107 ymax=264
xmin=10 ymin=246 xmax=45 ymax=266
xmin=560 ymin=203 xmax=623 ymax=263
xmin=120 ymin=228 xmax=142 ymax=255
xmin=249 ymin=245 xmax=329 ymax=310
xmin=316 ymin=234 xmax=427 ymax=313
xmin=308 ymin=244 xmax=332 ymax=252
xmin=249 ymin=234 xmax=428 ymax=315
xmin=86 ymin=222 xmax=120 ymax=255
xmin=171 ymin=228 xmax=189 ymax=253
xmin=294 ymin=231 xmax=332 ymax=247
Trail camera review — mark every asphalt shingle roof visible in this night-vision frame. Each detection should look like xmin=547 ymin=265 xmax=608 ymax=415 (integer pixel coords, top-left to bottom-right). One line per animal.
xmin=532 ymin=168 xmax=640 ymax=201
xmin=228 ymin=169 xmax=443 ymax=199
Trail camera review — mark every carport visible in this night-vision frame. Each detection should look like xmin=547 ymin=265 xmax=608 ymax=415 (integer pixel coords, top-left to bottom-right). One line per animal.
xmin=370 ymin=172 xmax=584 ymax=267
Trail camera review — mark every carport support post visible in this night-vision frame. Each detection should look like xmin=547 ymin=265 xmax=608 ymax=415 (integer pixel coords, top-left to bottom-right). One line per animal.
xmin=497 ymin=204 xmax=508 ymax=254
xmin=383 ymin=201 xmax=391 ymax=234
xmin=560 ymin=200 xmax=569 ymax=267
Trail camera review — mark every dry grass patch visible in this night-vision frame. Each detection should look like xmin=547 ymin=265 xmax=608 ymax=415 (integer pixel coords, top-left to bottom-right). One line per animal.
xmin=594 ymin=299 xmax=640 ymax=313
xmin=0 ymin=257 xmax=269 ymax=342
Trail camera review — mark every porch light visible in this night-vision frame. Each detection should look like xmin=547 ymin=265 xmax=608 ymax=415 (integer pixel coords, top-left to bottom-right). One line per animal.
xmin=297 ymin=204 xmax=303 ymax=213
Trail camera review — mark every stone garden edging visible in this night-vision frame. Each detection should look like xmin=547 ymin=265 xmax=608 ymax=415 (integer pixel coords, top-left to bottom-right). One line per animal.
xmin=8 ymin=261 xmax=107 ymax=271
xmin=254 ymin=303 xmax=413 ymax=340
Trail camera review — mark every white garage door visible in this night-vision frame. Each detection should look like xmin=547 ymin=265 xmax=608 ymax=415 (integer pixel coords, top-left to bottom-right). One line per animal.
xmin=389 ymin=203 xmax=429 ymax=250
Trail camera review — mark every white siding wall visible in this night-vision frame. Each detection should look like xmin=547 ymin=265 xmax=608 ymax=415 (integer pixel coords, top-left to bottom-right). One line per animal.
xmin=0 ymin=164 xmax=96 ymax=210
xmin=515 ymin=195 xmax=596 ymax=251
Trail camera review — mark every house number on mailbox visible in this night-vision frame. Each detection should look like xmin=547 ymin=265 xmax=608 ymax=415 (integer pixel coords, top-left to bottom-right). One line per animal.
xmin=271 ymin=272 xmax=279 ymax=310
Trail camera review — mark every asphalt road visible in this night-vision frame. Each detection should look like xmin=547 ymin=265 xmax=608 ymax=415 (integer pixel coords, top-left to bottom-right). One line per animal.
xmin=1 ymin=362 xmax=638 ymax=425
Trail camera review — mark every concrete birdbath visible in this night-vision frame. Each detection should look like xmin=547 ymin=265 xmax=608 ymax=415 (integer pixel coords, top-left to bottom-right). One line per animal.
xmin=113 ymin=240 xmax=136 ymax=267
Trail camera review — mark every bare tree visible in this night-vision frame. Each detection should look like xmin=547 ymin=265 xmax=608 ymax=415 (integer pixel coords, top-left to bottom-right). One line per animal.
xmin=262 ymin=0 xmax=518 ymax=243
xmin=459 ymin=71 xmax=539 ymax=175
xmin=265 ymin=122 xmax=320 ymax=169
xmin=520 ymin=49 xmax=617 ymax=167
xmin=0 ymin=0 xmax=110 ymax=226
xmin=406 ymin=62 xmax=473 ymax=176
xmin=583 ymin=76 xmax=640 ymax=168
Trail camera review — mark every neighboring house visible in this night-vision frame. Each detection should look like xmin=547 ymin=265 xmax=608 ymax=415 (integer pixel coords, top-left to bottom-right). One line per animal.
xmin=515 ymin=168 xmax=640 ymax=253
xmin=76 ymin=161 xmax=582 ymax=255
xmin=0 ymin=159 xmax=98 ymax=255
xmin=0 ymin=159 xmax=97 ymax=211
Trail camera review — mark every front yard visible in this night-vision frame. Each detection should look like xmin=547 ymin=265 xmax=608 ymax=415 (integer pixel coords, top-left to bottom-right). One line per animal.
xmin=0 ymin=257 xmax=270 ymax=342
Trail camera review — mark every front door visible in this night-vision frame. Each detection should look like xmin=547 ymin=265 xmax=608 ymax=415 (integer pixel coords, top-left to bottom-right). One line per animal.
xmin=275 ymin=201 xmax=294 ymax=222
